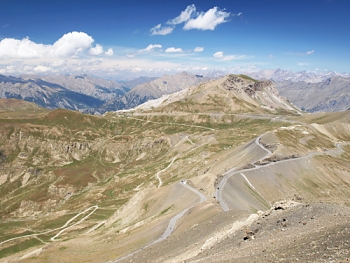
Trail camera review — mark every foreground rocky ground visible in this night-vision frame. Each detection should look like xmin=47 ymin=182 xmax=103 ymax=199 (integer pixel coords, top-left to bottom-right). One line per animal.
xmin=117 ymin=202 xmax=350 ymax=263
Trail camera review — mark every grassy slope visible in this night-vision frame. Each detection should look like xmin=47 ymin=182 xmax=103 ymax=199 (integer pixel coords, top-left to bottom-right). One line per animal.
xmin=0 ymin=96 xmax=349 ymax=261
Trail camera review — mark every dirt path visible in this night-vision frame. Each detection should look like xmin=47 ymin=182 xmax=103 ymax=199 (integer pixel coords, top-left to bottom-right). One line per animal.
xmin=0 ymin=205 xmax=99 ymax=246
xmin=156 ymin=156 xmax=177 ymax=188
xmin=122 ymin=115 xmax=216 ymax=131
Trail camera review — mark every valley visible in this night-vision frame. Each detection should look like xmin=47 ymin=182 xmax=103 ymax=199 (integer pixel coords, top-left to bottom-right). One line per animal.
xmin=0 ymin=75 xmax=349 ymax=262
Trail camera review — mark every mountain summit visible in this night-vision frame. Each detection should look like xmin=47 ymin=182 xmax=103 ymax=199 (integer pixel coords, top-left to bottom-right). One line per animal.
xmin=137 ymin=74 xmax=299 ymax=115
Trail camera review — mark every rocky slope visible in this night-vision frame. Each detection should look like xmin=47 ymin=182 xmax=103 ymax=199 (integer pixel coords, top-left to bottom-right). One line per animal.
xmin=0 ymin=72 xmax=210 ymax=114
xmin=30 ymin=74 xmax=128 ymax=101
xmin=276 ymin=76 xmax=350 ymax=112
xmin=0 ymin=74 xmax=126 ymax=113
xmin=137 ymin=74 xmax=299 ymax=115
xmin=118 ymin=76 xmax=157 ymax=90
xmin=100 ymin=72 xmax=210 ymax=111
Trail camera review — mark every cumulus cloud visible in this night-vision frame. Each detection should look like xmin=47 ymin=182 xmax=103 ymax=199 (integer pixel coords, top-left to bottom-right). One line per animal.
xmin=151 ymin=5 xmax=232 ymax=35
xmin=165 ymin=47 xmax=183 ymax=53
xmin=0 ymin=37 xmax=47 ymax=58
xmin=105 ymin=48 xmax=114 ymax=56
xmin=184 ymin=7 xmax=230 ymax=30
xmin=150 ymin=24 xmax=174 ymax=35
xmin=50 ymin=32 xmax=94 ymax=57
xmin=194 ymin=47 xmax=204 ymax=52
xmin=89 ymin=44 xmax=104 ymax=55
xmin=167 ymin=4 xmax=196 ymax=25
xmin=0 ymin=31 xmax=100 ymax=59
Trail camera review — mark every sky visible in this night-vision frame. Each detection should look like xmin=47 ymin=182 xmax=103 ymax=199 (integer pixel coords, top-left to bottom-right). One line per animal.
xmin=0 ymin=0 xmax=349 ymax=79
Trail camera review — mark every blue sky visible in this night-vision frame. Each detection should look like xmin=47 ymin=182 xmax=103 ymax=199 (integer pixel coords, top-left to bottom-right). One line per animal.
xmin=0 ymin=0 xmax=349 ymax=79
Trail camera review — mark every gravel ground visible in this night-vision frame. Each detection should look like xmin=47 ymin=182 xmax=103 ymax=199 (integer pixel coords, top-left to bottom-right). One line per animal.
xmin=188 ymin=202 xmax=350 ymax=263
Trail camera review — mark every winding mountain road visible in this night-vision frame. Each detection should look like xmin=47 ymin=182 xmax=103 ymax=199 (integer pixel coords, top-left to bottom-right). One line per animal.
xmin=110 ymin=180 xmax=206 ymax=262
xmin=216 ymin=133 xmax=347 ymax=212
xmin=0 ymin=205 xmax=99 ymax=246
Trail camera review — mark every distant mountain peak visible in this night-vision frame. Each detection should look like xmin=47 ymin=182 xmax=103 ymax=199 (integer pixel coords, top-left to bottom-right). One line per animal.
xmin=249 ymin=69 xmax=350 ymax=84
xmin=136 ymin=74 xmax=298 ymax=114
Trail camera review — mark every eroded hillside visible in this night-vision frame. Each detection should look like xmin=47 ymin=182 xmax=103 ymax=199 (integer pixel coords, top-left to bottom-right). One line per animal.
xmin=1 ymin=75 xmax=349 ymax=262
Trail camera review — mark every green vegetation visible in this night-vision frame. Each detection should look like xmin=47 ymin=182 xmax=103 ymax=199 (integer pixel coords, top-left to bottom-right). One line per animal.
xmin=160 ymin=205 xmax=175 ymax=215
xmin=0 ymin=238 xmax=42 ymax=259
xmin=237 ymin=74 xmax=259 ymax=83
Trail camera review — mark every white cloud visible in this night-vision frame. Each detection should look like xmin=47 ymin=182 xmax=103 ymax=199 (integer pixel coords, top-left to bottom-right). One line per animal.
xmin=165 ymin=47 xmax=183 ymax=53
xmin=167 ymin=4 xmax=196 ymax=25
xmin=0 ymin=37 xmax=47 ymax=58
xmin=0 ymin=31 xmax=96 ymax=59
xmin=213 ymin=51 xmax=224 ymax=59
xmin=288 ymin=50 xmax=315 ymax=56
xmin=127 ymin=44 xmax=162 ymax=58
xmin=151 ymin=5 xmax=232 ymax=35
xmin=105 ymin=48 xmax=114 ymax=56
xmin=298 ymin=62 xmax=311 ymax=66
xmin=139 ymin=44 xmax=162 ymax=53
xmin=51 ymin=60 xmax=66 ymax=67
xmin=184 ymin=7 xmax=230 ymax=30
xmin=194 ymin=47 xmax=204 ymax=52
xmin=213 ymin=51 xmax=250 ymax=61
xmin=89 ymin=44 xmax=104 ymax=55
xmin=150 ymin=24 xmax=174 ymax=35
xmin=50 ymin=32 xmax=94 ymax=57
xmin=34 ymin=65 xmax=52 ymax=73
xmin=222 ymin=55 xmax=247 ymax=61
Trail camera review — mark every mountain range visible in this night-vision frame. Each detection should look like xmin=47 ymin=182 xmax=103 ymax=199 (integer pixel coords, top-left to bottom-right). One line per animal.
xmin=0 ymin=74 xmax=126 ymax=114
xmin=99 ymin=72 xmax=210 ymax=112
xmin=0 ymin=69 xmax=349 ymax=114
xmin=276 ymin=76 xmax=350 ymax=112
xmin=249 ymin=68 xmax=350 ymax=83
xmin=0 ymin=72 xmax=209 ymax=114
